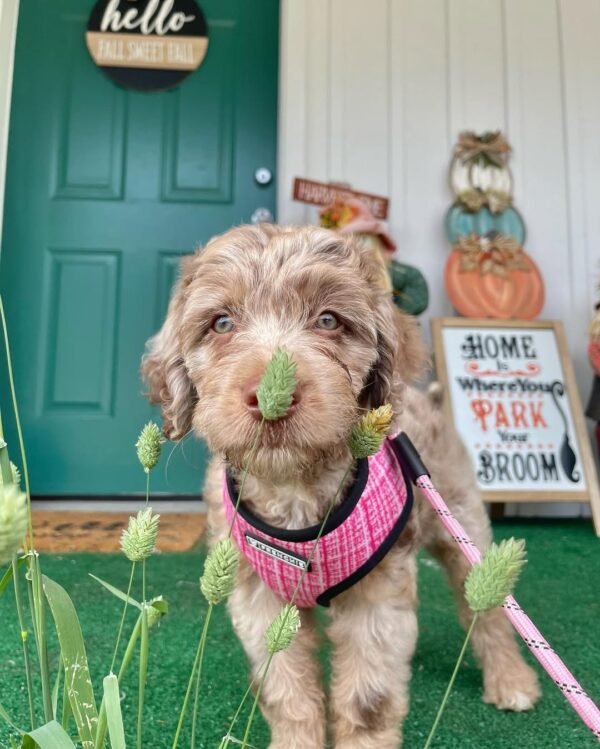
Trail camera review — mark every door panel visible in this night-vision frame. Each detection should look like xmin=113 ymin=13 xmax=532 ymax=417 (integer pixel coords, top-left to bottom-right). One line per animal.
xmin=161 ymin=23 xmax=235 ymax=203
xmin=1 ymin=0 xmax=279 ymax=495
xmin=42 ymin=249 xmax=120 ymax=415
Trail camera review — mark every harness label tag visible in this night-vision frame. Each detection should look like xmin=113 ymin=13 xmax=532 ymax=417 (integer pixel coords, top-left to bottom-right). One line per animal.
xmin=244 ymin=532 xmax=311 ymax=571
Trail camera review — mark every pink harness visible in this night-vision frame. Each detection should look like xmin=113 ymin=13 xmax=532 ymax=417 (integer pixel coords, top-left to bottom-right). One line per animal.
xmin=225 ymin=431 xmax=600 ymax=740
xmin=223 ymin=438 xmax=413 ymax=608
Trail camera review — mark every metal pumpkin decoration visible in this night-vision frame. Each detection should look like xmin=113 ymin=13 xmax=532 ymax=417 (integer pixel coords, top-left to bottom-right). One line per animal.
xmin=444 ymin=131 xmax=545 ymax=320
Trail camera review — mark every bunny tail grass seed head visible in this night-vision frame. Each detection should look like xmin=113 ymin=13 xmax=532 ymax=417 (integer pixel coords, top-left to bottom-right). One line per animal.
xmin=256 ymin=349 xmax=298 ymax=421
xmin=136 ymin=421 xmax=165 ymax=473
xmin=266 ymin=604 xmax=301 ymax=654
xmin=465 ymin=538 xmax=527 ymax=613
xmin=348 ymin=404 xmax=394 ymax=459
xmin=0 ymin=484 xmax=28 ymax=565
xmin=120 ymin=508 xmax=160 ymax=562
xmin=200 ymin=538 xmax=240 ymax=605
xmin=0 ymin=462 xmax=21 ymax=487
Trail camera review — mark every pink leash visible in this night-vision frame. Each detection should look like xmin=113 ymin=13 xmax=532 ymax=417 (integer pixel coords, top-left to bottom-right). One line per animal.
xmin=395 ymin=434 xmax=600 ymax=742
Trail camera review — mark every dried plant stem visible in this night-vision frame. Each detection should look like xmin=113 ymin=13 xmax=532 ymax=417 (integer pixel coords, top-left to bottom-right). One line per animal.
xmin=423 ymin=614 xmax=478 ymax=749
xmin=240 ymin=461 xmax=353 ymax=749
xmin=172 ymin=604 xmax=214 ymax=749
xmin=110 ymin=562 xmax=136 ymax=673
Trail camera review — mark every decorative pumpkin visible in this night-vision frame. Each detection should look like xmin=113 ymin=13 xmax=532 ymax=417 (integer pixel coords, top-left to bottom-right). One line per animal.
xmin=389 ymin=260 xmax=429 ymax=316
xmin=588 ymin=307 xmax=600 ymax=375
xmin=446 ymin=203 xmax=526 ymax=245
xmin=319 ymin=197 xmax=429 ymax=315
xmin=588 ymin=340 xmax=600 ymax=377
xmin=585 ymin=305 xmax=600 ymax=439
xmin=319 ymin=198 xmax=395 ymax=292
xmin=449 ymin=131 xmax=513 ymax=214
xmin=444 ymin=233 xmax=544 ymax=319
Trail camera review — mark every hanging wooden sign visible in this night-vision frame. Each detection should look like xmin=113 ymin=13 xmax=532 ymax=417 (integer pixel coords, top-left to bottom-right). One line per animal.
xmin=293 ymin=178 xmax=389 ymax=219
xmin=431 ymin=318 xmax=600 ymax=534
xmin=86 ymin=0 xmax=209 ymax=92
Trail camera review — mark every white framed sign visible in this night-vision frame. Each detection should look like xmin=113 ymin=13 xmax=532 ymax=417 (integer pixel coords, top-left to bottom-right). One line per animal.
xmin=431 ymin=318 xmax=600 ymax=534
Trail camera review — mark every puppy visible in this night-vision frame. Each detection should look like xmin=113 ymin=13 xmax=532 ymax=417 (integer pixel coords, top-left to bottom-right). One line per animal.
xmin=142 ymin=224 xmax=539 ymax=749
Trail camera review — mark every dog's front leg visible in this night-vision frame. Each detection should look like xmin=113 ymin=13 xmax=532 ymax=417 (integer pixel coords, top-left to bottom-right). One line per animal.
xmin=328 ymin=551 xmax=418 ymax=749
xmin=228 ymin=569 xmax=326 ymax=749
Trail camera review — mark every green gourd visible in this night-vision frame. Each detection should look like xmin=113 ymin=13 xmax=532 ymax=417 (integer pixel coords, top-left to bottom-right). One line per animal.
xmin=388 ymin=260 xmax=429 ymax=316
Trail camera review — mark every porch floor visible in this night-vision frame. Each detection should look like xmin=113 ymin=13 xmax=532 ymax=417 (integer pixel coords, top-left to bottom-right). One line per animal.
xmin=1 ymin=520 xmax=598 ymax=747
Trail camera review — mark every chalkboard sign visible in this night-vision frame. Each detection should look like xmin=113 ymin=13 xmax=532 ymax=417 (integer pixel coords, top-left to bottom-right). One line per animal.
xmin=86 ymin=0 xmax=209 ymax=92
xmin=431 ymin=318 xmax=600 ymax=533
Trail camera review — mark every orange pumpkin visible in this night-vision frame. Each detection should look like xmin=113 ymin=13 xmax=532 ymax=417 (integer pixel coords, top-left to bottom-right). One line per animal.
xmin=444 ymin=248 xmax=544 ymax=319
xmin=588 ymin=340 xmax=600 ymax=376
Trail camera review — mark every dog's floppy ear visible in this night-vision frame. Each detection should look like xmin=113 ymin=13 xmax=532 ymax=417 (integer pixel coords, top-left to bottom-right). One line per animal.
xmin=365 ymin=296 xmax=429 ymax=408
xmin=141 ymin=255 xmax=197 ymax=441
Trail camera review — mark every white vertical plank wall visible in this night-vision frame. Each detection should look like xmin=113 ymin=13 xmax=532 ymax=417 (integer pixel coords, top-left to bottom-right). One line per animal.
xmin=278 ymin=0 xmax=600 ymax=518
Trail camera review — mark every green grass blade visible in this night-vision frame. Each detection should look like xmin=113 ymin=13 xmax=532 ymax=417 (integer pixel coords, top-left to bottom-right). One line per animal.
xmin=22 ymin=719 xmax=77 ymax=748
xmin=0 ymin=699 xmax=23 ymax=732
xmin=0 ymin=556 xmax=26 ymax=596
xmin=31 ymin=556 xmax=53 ymax=722
xmin=94 ymin=614 xmax=142 ymax=749
xmin=60 ymin=664 xmax=72 ymax=732
xmin=52 ymin=656 xmax=62 ymax=719
xmin=1 ymin=562 xmax=14 ymax=596
xmin=89 ymin=574 xmax=142 ymax=611
xmin=103 ymin=675 xmax=126 ymax=749
xmin=137 ymin=607 xmax=149 ymax=749
xmin=42 ymin=575 xmax=98 ymax=749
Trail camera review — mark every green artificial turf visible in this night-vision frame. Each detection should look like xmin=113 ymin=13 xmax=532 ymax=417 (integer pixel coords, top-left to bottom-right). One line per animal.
xmin=0 ymin=520 xmax=599 ymax=748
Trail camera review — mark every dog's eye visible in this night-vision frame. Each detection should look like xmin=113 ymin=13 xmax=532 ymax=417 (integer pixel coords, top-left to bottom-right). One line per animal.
xmin=212 ymin=315 xmax=235 ymax=334
xmin=315 ymin=312 xmax=340 ymax=331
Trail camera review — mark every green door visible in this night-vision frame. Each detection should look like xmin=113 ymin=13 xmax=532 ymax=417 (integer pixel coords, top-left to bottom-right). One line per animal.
xmin=1 ymin=0 xmax=279 ymax=495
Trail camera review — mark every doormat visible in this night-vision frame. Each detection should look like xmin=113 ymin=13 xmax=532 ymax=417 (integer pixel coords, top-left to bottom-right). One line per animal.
xmin=31 ymin=512 xmax=207 ymax=553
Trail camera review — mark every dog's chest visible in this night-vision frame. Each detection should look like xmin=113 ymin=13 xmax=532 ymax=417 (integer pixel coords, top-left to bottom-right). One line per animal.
xmin=242 ymin=467 xmax=352 ymax=530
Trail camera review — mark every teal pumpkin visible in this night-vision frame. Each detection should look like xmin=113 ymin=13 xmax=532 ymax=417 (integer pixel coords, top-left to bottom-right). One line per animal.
xmin=445 ymin=203 xmax=526 ymax=245
xmin=388 ymin=260 xmax=429 ymax=316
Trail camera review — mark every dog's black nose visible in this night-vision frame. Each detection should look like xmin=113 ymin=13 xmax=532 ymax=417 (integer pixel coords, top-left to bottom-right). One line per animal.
xmin=243 ymin=381 xmax=301 ymax=420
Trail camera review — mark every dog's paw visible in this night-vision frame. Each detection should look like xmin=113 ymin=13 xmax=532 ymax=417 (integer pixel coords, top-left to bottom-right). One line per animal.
xmin=483 ymin=663 xmax=540 ymax=712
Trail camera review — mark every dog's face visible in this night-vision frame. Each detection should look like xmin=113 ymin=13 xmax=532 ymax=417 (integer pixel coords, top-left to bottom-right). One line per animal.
xmin=142 ymin=225 xmax=425 ymax=479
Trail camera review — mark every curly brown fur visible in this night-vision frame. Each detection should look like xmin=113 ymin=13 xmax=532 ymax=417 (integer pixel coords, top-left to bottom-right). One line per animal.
xmin=143 ymin=225 xmax=539 ymax=748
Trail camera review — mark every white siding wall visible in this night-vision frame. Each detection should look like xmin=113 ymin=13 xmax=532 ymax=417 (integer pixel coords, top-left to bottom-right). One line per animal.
xmin=278 ymin=0 xmax=600 ymax=518
xmin=1 ymin=0 xmax=599 ymax=515
xmin=0 ymin=0 xmax=19 ymax=245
